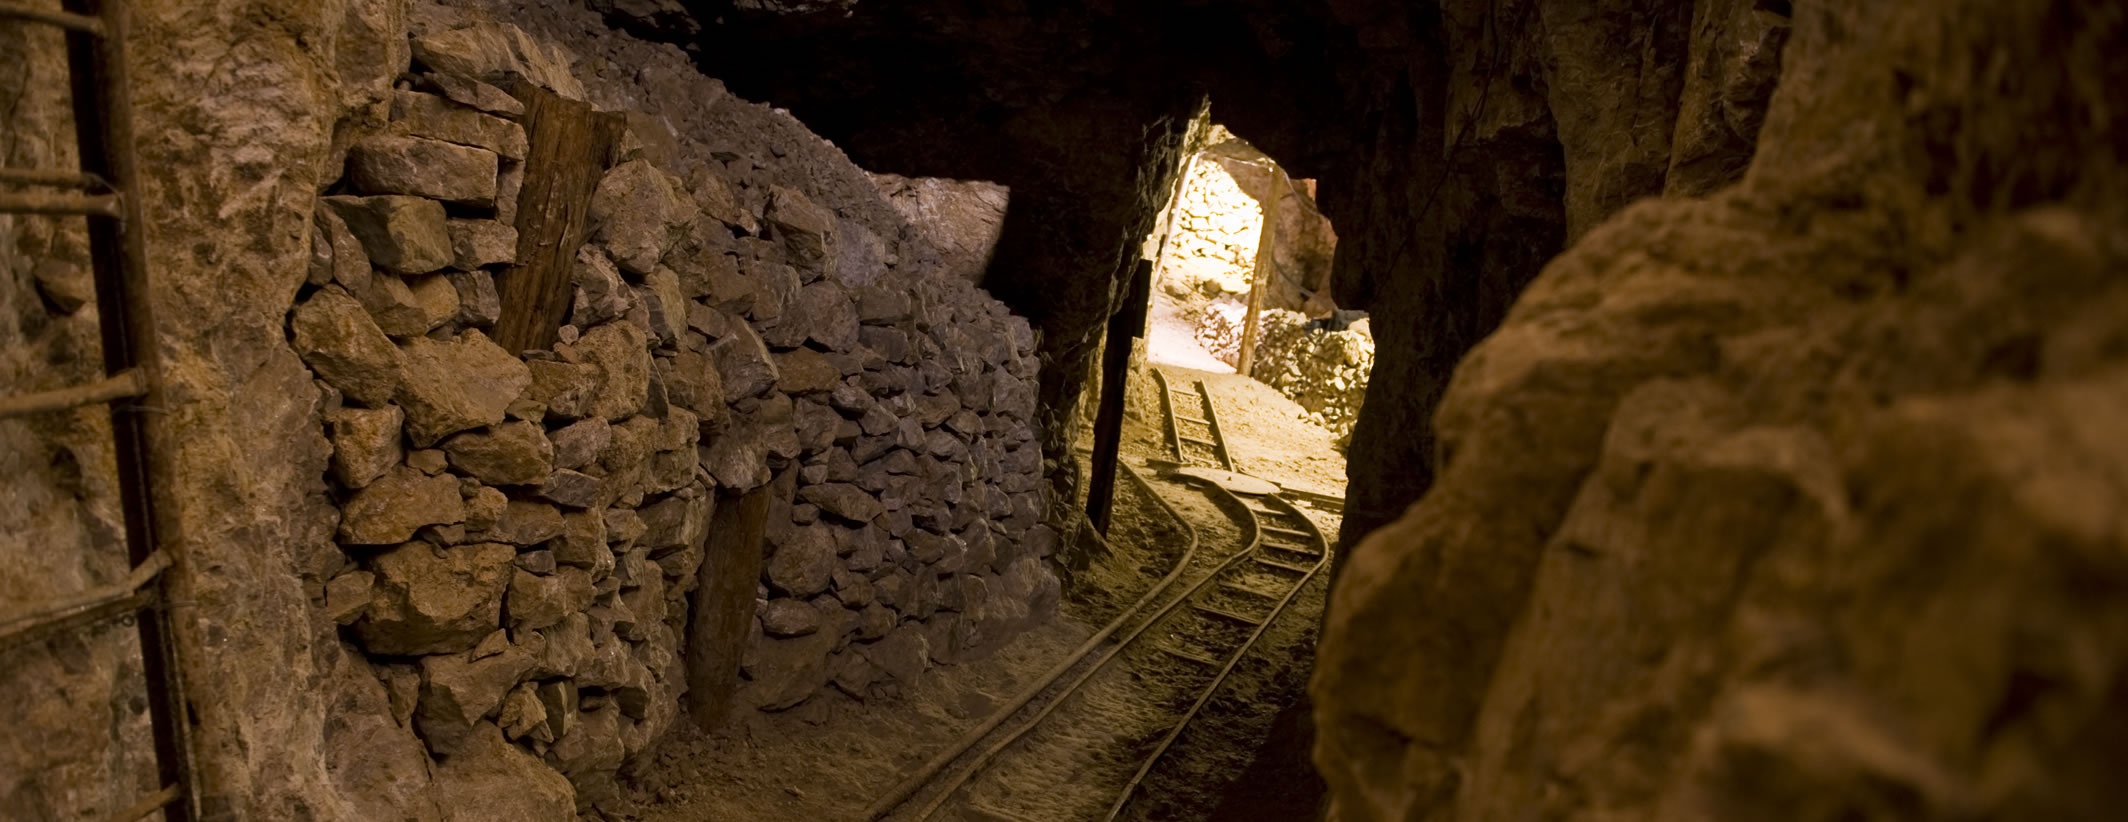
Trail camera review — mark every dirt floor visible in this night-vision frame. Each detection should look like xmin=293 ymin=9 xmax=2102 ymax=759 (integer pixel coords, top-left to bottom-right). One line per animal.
xmin=614 ymin=364 xmax=1344 ymax=822
xmin=1132 ymin=364 xmax=1347 ymax=499
xmin=1147 ymin=293 xmax=1234 ymax=375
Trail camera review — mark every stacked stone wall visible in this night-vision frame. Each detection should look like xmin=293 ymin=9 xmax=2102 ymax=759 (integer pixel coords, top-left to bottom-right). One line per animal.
xmin=279 ymin=12 xmax=1054 ymax=813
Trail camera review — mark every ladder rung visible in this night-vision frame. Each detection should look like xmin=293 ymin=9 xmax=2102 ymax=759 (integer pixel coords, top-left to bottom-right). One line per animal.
xmin=1157 ymin=644 xmax=1223 ymax=666
xmin=964 ymin=803 xmax=1047 ymax=822
xmin=0 ymin=549 xmax=171 ymax=651
xmin=101 ymin=784 xmax=182 ymax=822
xmin=1179 ymin=434 xmax=1217 ymax=446
xmin=1219 ymin=581 xmax=1273 ymax=598
xmin=0 ymin=3 xmax=106 ymax=35
xmin=1253 ymin=556 xmax=1313 ymax=574
xmin=1175 ymin=414 xmax=1210 ymax=425
xmin=0 ymin=167 xmax=104 ymax=189
xmin=0 ymin=368 xmax=147 ymax=419
xmin=1193 ymin=602 xmax=1264 ymax=626
xmin=1264 ymin=525 xmax=1314 ymax=540
xmin=0 ymin=189 xmax=121 ymax=216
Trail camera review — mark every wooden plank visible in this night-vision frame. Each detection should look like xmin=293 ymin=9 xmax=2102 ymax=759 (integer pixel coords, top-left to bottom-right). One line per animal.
xmin=1235 ymin=166 xmax=1284 ymax=377
xmin=0 ymin=368 xmax=144 ymax=418
xmin=1087 ymin=260 xmax=1151 ymax=534
xmin=493 ymin=83 xmax=623 ymax=354
xmin=685 ymin=481 xmax=765 ymax=731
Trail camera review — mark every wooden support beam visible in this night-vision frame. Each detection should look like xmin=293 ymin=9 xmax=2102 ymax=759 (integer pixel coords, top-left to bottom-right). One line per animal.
xmin=1086 ymin=260 xmax=1151 ymax=534
xmin=686 ymin=477 xmax=768 ymax=731
xmin=493 ymin=83 xmax=623 ymax=354
xmin=1235 ymin=166 xmax=1285 ymax=378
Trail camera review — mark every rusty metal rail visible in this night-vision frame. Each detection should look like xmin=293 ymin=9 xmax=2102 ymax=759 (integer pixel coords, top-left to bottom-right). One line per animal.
xmin=0 ymin=1 xmax=194 ymax=819
xmin=875 ymin=377 xmax=1331 ymax=821
xmin=859 ymin=463 xmax=1201 ymax=822
xmin=1151 ymin=369 xmax=1235 ymax=472
xmin=895 ymin=471 xmax=1268 ymax=821
xmin=1103 ymin=493 xmax=1330 ymax=821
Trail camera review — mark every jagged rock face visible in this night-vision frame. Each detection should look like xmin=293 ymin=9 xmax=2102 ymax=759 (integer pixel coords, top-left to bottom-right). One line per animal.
xmin=0 ymin=3 xmax=1065 ymax=820
xmin=1314 ymin=2 xmax=2128 ymax=820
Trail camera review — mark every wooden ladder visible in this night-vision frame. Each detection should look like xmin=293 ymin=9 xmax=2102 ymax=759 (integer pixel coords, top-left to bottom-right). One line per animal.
xmin=0 ymin=2 xmax=193 ymax=819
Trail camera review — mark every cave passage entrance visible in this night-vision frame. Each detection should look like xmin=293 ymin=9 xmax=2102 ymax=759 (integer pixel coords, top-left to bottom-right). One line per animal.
xmin=1139 ymin=127 xmax=1368 ymax=443
xmin=1083 ymin=125 xmax=1363 ymax=532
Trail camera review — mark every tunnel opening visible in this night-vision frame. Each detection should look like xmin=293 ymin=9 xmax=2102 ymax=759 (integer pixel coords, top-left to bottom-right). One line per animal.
xmin=1136 ymin=124 xmax=1367 ymax=450
xmin=8 ymin=2 xmax=2127 ymax=822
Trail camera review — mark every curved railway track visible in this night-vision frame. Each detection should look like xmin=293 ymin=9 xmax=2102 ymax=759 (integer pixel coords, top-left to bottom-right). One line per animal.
xmin=861 ymin=373 xmax=1332 ymax=822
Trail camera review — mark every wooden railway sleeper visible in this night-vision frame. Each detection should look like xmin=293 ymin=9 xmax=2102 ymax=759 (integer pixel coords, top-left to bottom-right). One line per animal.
xmin=1253 ymin=556 xmax=1314 ymax=574
xmin=1157 ymin=644 xmax=1224 ymax=667
xmin=1192 ymin=602 xmax=1266 ymax=626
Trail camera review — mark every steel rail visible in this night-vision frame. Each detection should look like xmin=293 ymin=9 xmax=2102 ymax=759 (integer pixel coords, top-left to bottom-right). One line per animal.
xmin=903 ymin=474 xmax=1267 ymax=822
xmin=1193 ymin=379 xmax=1237 ymax=472
xmin=1102 ymin=493 xmax=1331 ymax=821
xmin=859 ymin=463 xmax=1200 ymax=822
xmin=1150 ymin=368 xmax=1184 ymax=461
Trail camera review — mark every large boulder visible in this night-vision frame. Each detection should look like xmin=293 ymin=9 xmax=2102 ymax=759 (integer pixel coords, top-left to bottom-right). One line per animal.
xmin=347 ymin=135 xmax=499 ymax=207
xmin=410 ymin=23 xmax=587 ymax=101
xmin=326 ymin=195 xmax=454 ymax=275
xmin=391 ymin=90 xmax=529 ymax=161
xmin=765 ymin=523 xmax=837 ymax=597
xmin=798 ymin=482 xmax=885 ymax=524
xmin=324 ymin=405 xmax=405 ymax=489
xmin=446 ymin=219 xmax=519 ymax=270
xmin=589 ymin=159 xmax=693 ymax=275
xmin=395 ymin=331 xmax=531 ymax=446
xmin=429 ymin=723 xmax=575 ymax=822
xmin=290 ymin=288 xmax=401 ymax=407
xmin=712 ymin=319 xmax=779 ymax=402
xmin=741 ymin=601 xmax=848 ymax=711
xmin=414 ymin=646 xmax=536 ymax=755
xmin=765 ymin=185 xmax=837 ymax=278
xmin=557 ymin=321 xmax=650 ymax=421
xmin=355 ymin=541 xmax=516 ymax=655
xmin=442 ymin=421 xmax=554 ymax=486
xmin=338 ymin=466 xmax=465 ymax=545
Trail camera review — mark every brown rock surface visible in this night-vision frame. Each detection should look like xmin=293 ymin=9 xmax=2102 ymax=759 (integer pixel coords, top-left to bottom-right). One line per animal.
xmin=1313 ymin=3 xmax=2128 ymax=821
xmin=291 ymin=288 xmax=403 ymax=406
xmin=396 ymin=330 xmax=533 ymax=445
xmin=356 ymin=541 xmax=516 ymax=656
xmin=338 ymin=466 xmax=466 ymax=545
xmin=327 ymin=194 xmax=455 ymax=275
xmin=430 ymin=723 xmax=576 ymax=821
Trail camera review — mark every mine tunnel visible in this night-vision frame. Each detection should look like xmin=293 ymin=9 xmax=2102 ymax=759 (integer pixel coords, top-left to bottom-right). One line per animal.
xmin=3 ymin=1 xmax=2126 ymax=821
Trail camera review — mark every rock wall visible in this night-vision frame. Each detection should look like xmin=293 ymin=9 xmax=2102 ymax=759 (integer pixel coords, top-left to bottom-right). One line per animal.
xmin=1193 ymin=307 xmax=1371 ymax=442
xmin=308 ymin=9 xmax=1054 ymax=811
xmin=0 ymin=9 xmax=158 ymax=820
xmin=1314 ymin=1 xmax=2128 ymax=820
xmin=868 ymin=172 xmax=1011 ymax=286
xmin=6 ymin=2 xmax=1056 ymax=819
xmin=1156 ymin=149 xmax=1337 ymax=315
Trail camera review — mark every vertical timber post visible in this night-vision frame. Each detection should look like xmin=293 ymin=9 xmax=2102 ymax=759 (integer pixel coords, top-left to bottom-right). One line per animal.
xmin=686 ymin=482 xmax=766 ymax=730
xmin=494 ymin=83 xmax=624 ymax=354
xmin=1235 ymin=166 xmax=1285 ymax=379
xmin=1086 ymin=260 xmax=1151 ymax=534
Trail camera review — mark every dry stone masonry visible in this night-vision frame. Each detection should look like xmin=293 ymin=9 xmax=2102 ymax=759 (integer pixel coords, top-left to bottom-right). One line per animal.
xmin=283 ymin=12 xmax=1056 ymax=813
xmin=1194 ymin=304 xmax=1372 ymax=442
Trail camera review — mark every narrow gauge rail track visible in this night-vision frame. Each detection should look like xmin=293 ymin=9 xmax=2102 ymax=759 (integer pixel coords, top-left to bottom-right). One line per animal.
xmin=862 ymin=374 xmax=1332 ymax=822
xmin=1151 ymin=370 xmax=1235 ymax=472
